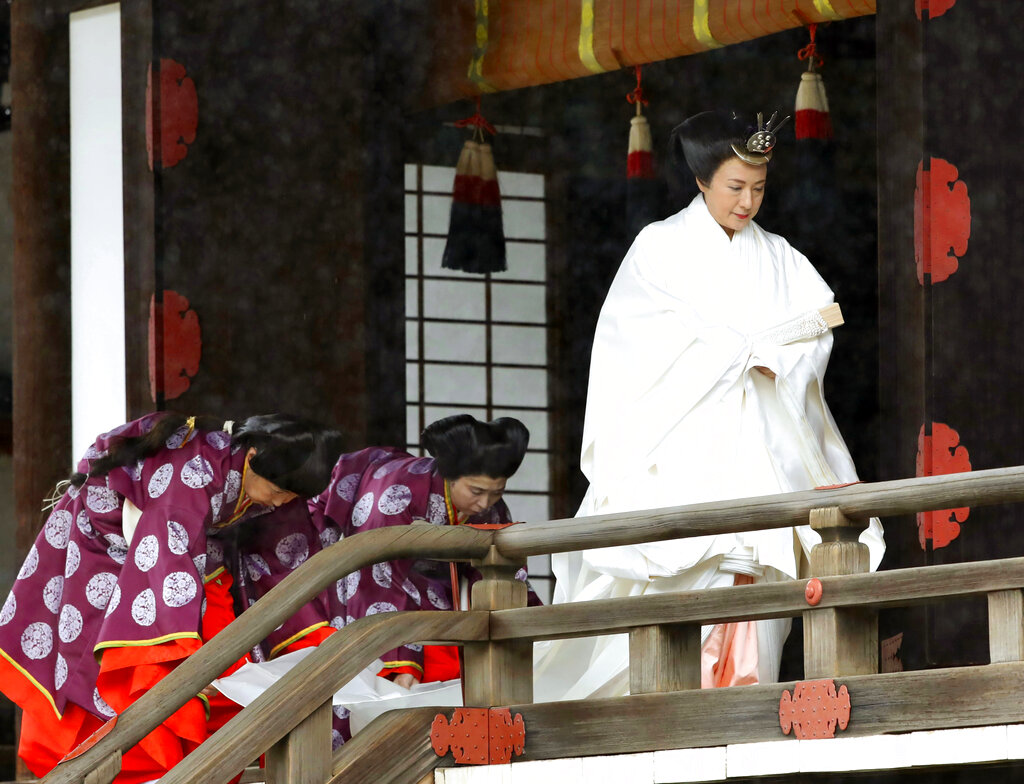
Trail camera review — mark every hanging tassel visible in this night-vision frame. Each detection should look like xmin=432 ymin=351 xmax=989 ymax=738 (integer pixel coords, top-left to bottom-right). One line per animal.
xmin=625 ymin=65 xmax=663 ymax=237
xmin=795 ymin=25 xmax=833 ymax=141
xmin=626 ymin=66 xmax=654 ymax=180
xmin=441 ymin=99 xmax=507 ymax=274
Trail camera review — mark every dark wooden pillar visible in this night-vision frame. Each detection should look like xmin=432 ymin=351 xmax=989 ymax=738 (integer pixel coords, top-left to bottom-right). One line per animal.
xmin=11 ymin=0 xmax=72 ymax=555
xmin=121 ymin=0 xmax=156 ymax=417
xmin=877 ymin=0 xmax=1024 ymax=669
xmin=11 ymin=6 xmax=72 ymax=778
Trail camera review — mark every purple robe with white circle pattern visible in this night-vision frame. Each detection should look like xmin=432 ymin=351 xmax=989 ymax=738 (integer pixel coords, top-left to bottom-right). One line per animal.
xmin=0 ymin=413 xmax=333 ymax=724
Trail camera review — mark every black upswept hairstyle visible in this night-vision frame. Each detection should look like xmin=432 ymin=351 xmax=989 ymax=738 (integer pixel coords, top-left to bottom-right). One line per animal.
xmin=71 ymin=412 xmax=345 ymax=498
xmin=421 ymin=414 xmax=530 ymax=480
xmin=670 ymin=110 xmax=755 ymax=185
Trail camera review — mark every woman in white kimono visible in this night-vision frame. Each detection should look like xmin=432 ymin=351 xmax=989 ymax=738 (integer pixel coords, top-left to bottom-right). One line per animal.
xmin=534 ymin=110 xmax=884 ymax=700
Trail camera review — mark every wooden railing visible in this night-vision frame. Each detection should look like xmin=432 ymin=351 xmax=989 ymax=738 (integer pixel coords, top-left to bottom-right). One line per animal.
xmin=42 ymin=465 xmax=1024 ymax=784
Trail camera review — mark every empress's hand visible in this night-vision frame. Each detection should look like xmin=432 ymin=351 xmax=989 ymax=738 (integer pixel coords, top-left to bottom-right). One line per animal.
xmin=753 ymin=365 xmax=776 ymax=379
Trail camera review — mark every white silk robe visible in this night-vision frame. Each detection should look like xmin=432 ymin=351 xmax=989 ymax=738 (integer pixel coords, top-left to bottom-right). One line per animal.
xmin=534 ymin=194 xmax=885 ymax=701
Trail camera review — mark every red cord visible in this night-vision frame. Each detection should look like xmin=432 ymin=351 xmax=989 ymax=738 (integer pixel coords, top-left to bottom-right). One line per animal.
xmin=797 ymin=23 xmax=825 ymax=70
xmin=455 ymin=95 xmax=498 ymax=137
xmin=626 ymin=64 xmax=649 ymax=108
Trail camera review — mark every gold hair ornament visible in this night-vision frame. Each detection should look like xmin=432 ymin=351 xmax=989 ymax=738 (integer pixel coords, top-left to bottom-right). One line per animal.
xmin=731 ymin=111 xmax=791 ymax=165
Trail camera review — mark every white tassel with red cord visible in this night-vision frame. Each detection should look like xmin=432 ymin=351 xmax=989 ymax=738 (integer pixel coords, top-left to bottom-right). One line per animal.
xmin=795 ymin=71 xmax=833 ymax=140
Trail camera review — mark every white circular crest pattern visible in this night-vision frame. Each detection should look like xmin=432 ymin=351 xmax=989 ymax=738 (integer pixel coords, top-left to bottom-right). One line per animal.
xmin=372 ymin=460 xmax=401 ymax=480
xmin=225 ymin=470 xmax=242 ymax=503
xmin=148 ymin=463 xmax=174 ymax=498
xmin=106 ymin=534 xmax=128 ymax=565
xmin=378 ymin=484 xmax=413 ymax=516
xmin=0 ymin=594 xmax=15 ymax=626
xmin=515 ymin=567 xmax=528 ymax=581
xmin=406 ymin=642 xmax=423 ymax=652
xmin=332 ymin=729 xmax=344 ymax=750
xmin=64 ymin=541 xmax=81 ymax=578
xmin=351 ymin=493 xmax=374 ymax=527
xmin=330 ymin=616 xmax=345 ymax=629
xmin=105 ymin=584 xmax=121 ymax=618
xmin=44 ymin=510 xmax=73 ymax=549
xmin=181 ymin=456 xmax=215 ymax=489
xmin=408 ymin=457 xmax=433 ymax=475
xmin=86 ymin=572 xmax=118 ymax=610
xmin=22 ymin=622 xmax=53 ymax=660
xmin=207 ymin=539 xmax=225 ymax=567
xmin=18 ymin=546 xmax=39 ymax=579
xmin=402 ymin=579 xmax=421 ymax=606
xmin=335 ymin=473 xmax=360 ymax=502
xmin=334 ymin=705 xmax=351 ymax=720
xmin=210 ymin=493 xmax=223 ymax=522
xmin=42 ymin=576 xmax=64 ymax=614
xmin=167 ymin=521 xmax=190 ymax=555
xmin=192 ymin=553 xmax=207 ymax=579
xmin=54 ymin=654 xmax=68 ymax=689
xmin=131 ymin=588 xmax=157 ymax=626
xmin=165 ymin=425 xmax=191 ymax=450
xmin=67 ymin=483 xmax=81 ymax=500
xmin=134 ymin=535 xmax=160 ymax=572
xmin=426 ymin=586 xmax=451 ymax=610
xmin=246 ymin=554 xmax=271 ymax=582
xmin=76 ymin=510 xmax=95 ymax=538
xmin=426 ymin=494 xmax=448 ymax=525
xmin=58 ymin=604 xmax=83 ymax=643
xmin=319 ymin=527 xmax=340 ymax=548
xmin=86 ymin=486 xmax=119 ymax=515
xmin=93 ymin=688 xmax=116 ymax=718
xmin=337 ymin=571 xmax=360 ymax=603
xmin=163 ymin=572 xmax=197 ymax=608
xmin=275 ymin=534 xmax=309 ymax=569
xmin=121 ymin=459 xmax=144 ymax=481
xmin=365 ymin=601 xmax=398 ymax=615
xmin=372 ymin=562 xmax=393 ymax=588
xmin=206 ymin=431 xmax=231 ymax=450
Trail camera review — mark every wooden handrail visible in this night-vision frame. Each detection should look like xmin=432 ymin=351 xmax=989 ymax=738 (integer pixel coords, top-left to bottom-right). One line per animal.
xmin=41 ymin=525 xmax=492 ymax=784
xmin=326 ymin=706 xmax=444 ymax=784
xmin=489 ymin=555 xmax=1024 ymax=641
xmin=494 ymin=466 xmax=1024 ymax=557
xmin=158 ymin=611 xmax=488 ymax=784
xmin=43 ymin=465 xmax=1024 ymax=782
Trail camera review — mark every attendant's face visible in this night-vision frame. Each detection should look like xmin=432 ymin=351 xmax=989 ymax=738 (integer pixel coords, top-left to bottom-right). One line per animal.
xmin=243 ymin=448 xmax=299 ymax=508
xmin=697 ymin=156 xmax=767 ymax=238
xmin=450 ymin=474 xmax=507 ymax=517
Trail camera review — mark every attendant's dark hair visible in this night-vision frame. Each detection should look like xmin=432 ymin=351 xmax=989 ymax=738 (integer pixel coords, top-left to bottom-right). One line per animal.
xmin=70 ymin=412 xmax=345 ymax=498
xmin=670 ymin=110 xmax=753 ymax=185
xmin=422 ymin=415 xmax=529 ymax=480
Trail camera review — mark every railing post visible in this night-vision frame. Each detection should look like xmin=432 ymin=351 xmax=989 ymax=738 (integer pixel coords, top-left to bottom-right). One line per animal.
xmin=629 ymin=624 xmax=701 ymax=693
xmin=803 ymin=506 xmax=877 ymax=678
xmin=265 ymin=698 xmax=332 ymax=784
xmin=988 ymin=589 xmax=1024 ymax=662
xmin=462 ymin=545 xmax=532 ymax=706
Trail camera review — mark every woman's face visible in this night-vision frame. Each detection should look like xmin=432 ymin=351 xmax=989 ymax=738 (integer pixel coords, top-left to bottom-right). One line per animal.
xmin=697 ymin=156 xmax=767 ymax=238
xmin=242 ymin=448 xmax=299 ymax=508
xmin=449 ymin=474 xmax=507 ymax=517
